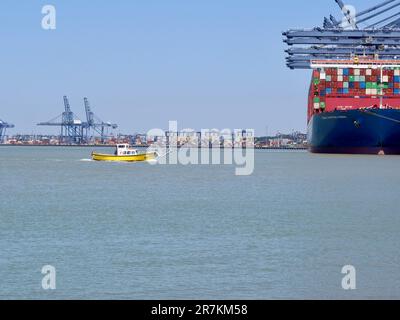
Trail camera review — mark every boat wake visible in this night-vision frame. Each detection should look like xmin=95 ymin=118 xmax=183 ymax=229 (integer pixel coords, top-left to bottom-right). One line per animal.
xmin=146 ymin=159 xmax=158 ymax=164
xmin=79 ymin=158 xmax=94 ymax=162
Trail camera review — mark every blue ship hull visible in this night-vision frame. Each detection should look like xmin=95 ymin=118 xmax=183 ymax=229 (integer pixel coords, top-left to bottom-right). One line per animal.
xmin=308 ymin=109 xmax=400 ymax=154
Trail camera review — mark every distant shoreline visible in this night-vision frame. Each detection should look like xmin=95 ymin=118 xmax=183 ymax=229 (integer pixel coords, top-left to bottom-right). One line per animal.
xmin=0 ymin=144 xmax=116 ymax=148
xmin=0 ymin=144 xmax=307 ymax=150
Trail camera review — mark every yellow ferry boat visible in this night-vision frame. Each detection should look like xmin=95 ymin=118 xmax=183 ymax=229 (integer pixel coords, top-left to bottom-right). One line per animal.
xmin=92 ymin=144 xmax=158 ymax=162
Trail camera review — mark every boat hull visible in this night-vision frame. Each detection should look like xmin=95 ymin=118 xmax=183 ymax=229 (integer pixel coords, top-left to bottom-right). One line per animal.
xmin=92 ymin=152 xmax=157 ymax=162
xmin=308 ymin=109 xmax=400 ymax=155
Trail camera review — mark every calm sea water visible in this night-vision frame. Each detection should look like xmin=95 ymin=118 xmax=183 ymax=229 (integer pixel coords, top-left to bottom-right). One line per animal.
xmin=1 ymin=146 xmax=400 ymax=299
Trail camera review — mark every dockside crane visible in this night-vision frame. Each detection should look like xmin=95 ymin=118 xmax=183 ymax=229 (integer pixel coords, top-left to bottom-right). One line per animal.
xmin=0 ymin=119 xmax=14 ymax=143
xmin=283 ymin=0 xmax=400 ymax=69
xmin=83 ymin=97 xmax=118 ymax=143
xmin=37 ymin=96 xmax=84 ymax=144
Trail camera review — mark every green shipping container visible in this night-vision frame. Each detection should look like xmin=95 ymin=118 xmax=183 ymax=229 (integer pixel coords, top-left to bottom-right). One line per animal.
xmin=366 ymin=82 xmax=372 ymax=89
xmin=349 ymin=76 xmax=355 ymax=82
xmin=314 ymin=97 xmax=320 ymax=103
xmin=320 ymin=102 xmax=326 ymax=109
xmin=314 ymin=79 xmax=320 ymax=85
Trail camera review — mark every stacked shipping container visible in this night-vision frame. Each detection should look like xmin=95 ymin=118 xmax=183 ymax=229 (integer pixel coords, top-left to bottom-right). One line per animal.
xmin=308 ymin=67 xmax=400 ymax=120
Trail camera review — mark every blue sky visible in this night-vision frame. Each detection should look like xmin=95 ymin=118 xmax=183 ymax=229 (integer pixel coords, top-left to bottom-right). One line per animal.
xmin=0 ymin=0 xmax=380 ymax=135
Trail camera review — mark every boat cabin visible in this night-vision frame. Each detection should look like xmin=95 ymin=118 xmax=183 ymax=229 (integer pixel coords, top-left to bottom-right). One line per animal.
xmin=115 ymin=144 xmax=138 ymax=156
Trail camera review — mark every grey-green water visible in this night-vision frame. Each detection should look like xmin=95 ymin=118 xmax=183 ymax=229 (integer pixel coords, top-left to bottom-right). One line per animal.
xmin=1 ymin=146 xmax=400 ymax=299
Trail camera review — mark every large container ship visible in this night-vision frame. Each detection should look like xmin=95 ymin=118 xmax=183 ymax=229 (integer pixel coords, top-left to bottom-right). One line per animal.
xmin=283 ymin=0 xmax=400 ymax=154
xmin=308 ymin=58 xmax=400 ymax=154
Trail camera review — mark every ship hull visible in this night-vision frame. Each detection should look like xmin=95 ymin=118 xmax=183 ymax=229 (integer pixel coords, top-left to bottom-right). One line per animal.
xmin=308 ymin=109 xmax=400 ymax=155
xmin=92 ymin=152 xmax=157 ymax=162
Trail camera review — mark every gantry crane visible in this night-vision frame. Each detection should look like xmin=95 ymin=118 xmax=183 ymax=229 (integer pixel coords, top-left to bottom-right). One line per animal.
xmin=37 ymin=96 xmax=84 ymax=144
xmin=83 ymin=98 xmax=118 ymax=143
xmin=0 ymin=119 xmax=14 ymax=143
xmin=283 ymin=0 xmax=400 ymax=69
xmin=38 ymin=96 xmax=118 ymax=144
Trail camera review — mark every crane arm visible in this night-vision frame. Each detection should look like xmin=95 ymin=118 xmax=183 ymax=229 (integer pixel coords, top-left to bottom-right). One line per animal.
xmin=357 ymin=1 xmax=400 ymax=25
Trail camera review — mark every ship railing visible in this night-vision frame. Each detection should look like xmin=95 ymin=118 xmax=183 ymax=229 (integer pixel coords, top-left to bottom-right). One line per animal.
xmin=311 ymin=59 xmax=400 ymax=69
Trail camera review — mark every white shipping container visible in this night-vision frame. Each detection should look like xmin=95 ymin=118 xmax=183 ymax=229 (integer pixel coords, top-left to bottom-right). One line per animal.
xmin=314 ymin=103 xmax=320 ymax=109
xmin=320 ymin=73 xmax=326 ymax=80
xmin=366 ymin=89 xmax=371 ymax=95
xmin=366 ymin=69 xmax=372 ymax=76
xmin=395 ymin=70 xmax=400 ymax=76
xmin=371 ymin=89 xmax=377 ymax=95
xmin=338 ymin=76 xmax=343 ymax=82
xmin=355 ymin=76 xmax=360 ymax=82
xmin=354 ymin=69 xmax=360 ymax=76
xmin=383 ymin=75 xmax=389 ymax=82
xmin=337 ymin=69 xmax=343 ymax=75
